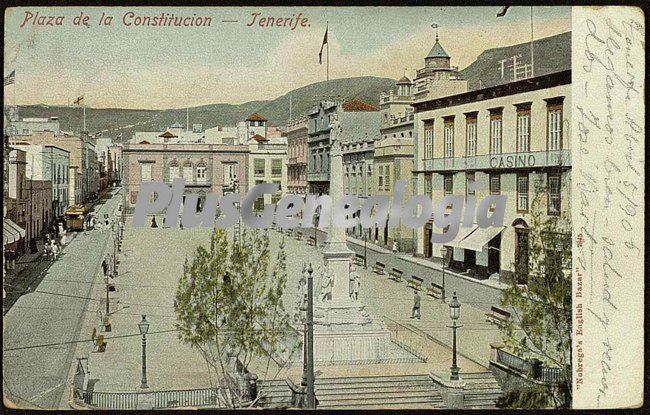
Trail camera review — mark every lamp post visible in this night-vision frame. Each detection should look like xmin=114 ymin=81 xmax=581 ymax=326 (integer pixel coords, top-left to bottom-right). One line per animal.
xmin=448 ymin=292 xmax=462 ymax=381
xmin=104 ymin=274 xmax=110 ymax=314
xmin=363 ymin=228 xmax=368 ymax=269
xmin=313 ymin=212 xmax=319 ymax=248
xmin=138 ymin=315 xmax=150 ymax=389
xmin=305 ymin=263 xmax=316 ymax=409
xmin=440 ymin=246 xmax=448 ymax=302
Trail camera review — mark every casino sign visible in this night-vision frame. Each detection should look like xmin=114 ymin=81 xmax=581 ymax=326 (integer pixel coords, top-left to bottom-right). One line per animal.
xmin=489 ymin=153 xmax=536 ymax=169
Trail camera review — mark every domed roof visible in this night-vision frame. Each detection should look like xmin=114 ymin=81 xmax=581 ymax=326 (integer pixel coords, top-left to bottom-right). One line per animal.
xmin=397 ymin=76 xmax=412 ymax=85
xmin=426 ymin=39 xmax=450 ymax=59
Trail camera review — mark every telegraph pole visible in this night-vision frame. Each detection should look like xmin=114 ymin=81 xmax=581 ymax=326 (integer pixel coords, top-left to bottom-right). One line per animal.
xmin=306 ymin=263 xmax=316 ymax=409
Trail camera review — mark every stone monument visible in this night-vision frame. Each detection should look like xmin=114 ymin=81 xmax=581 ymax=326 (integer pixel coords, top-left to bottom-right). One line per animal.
xmin=310 ymin=115 xmax=395 ymax=365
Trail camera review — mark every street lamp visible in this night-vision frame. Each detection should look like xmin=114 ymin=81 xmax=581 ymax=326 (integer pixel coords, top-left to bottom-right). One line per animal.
xmin=104 ymin=274 xmax=110 ymax=314
xmin=138 ymin=315 xmax=150 ymax=389
xmin=305 ymin=263 xmax=316 ymax=409
xmin=448 ymin=292 xmax=462 ymax=381
xmin=440 ymin=246 xmax=448 ymax=302
xmin=363 ymin=228 xmax=368 ymax=269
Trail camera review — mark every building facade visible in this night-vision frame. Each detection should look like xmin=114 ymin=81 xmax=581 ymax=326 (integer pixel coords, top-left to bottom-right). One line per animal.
xmin=10 ymin=144 xmax=70 ymax=218
xmin=413 ymin=70 xmax=572 ymax=282
xmin=123 ymin=142 xmax=249 ymax=213
xmin=245 ymin=114 xmax=287 ymax=210
xmin=307 ymin=100 xmax=380 ymax=196
xmin=286 ymin=116 xmax=309 ymax=196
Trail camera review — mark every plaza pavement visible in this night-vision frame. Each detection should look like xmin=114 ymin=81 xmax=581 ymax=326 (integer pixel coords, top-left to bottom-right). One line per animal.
xmin=76 ymin=221 xmax=505 ymax=395
xmin=3 ymin=189 xmax=124 ymax=409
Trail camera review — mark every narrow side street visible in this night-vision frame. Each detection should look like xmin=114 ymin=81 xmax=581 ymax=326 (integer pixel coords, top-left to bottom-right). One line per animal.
xmin=2 ymin=189 xmax=123 ymax=409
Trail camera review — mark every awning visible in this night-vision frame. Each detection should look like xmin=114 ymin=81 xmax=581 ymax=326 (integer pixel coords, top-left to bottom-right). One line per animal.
xmin=458 ymin=226 xmax=506 ymax=252
xmin=3 ymin=218 xmax=26 ymax=245
xmin=444 ymin=225 xmax=479 ymax=248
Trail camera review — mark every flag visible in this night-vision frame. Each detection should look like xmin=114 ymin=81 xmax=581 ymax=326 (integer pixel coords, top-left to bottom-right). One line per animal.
xmin=73 ymin=95 xmax=84 ymax=105
xmin=318 ymin=25 xmax=328 ymax=64
xmin=496 ymin=6 xmax=510 ymax=17
xmin=4 ymin=70 xmax=15 ymax=86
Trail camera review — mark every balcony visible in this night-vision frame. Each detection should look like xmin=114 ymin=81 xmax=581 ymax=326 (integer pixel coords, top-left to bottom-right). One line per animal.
xmin=423 ymin=149 xmax=571 ymax=172
xmin=307 ymin=171 xmax=330 ymax=182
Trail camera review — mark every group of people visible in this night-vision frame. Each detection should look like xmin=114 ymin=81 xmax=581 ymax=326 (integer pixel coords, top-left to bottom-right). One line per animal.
xmin=44 ymin=223 xmax=67 ymax=261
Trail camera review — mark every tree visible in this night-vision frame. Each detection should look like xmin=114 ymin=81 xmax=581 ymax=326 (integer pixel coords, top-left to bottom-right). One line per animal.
xmin=500 ymin=173 xmax=572 ymax=408
xmin=174 ymin=228 xmax=298 ymax=408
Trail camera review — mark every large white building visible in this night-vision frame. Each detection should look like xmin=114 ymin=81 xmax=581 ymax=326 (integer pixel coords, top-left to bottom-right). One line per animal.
xmin=9 ymin=144 xmax=71 ymax=218
xmin=413 ymin=70 xmax=571 ymax=282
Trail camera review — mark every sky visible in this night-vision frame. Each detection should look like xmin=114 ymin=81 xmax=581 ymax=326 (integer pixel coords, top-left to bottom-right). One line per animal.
xmin=4 ymin=6 xmax=571 ymax=109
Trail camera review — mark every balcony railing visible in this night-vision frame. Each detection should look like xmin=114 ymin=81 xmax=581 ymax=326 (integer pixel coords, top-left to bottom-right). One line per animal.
xmin=423 ymin=149 xmax=571 ymax=171
xmin=495 ymin=348 xmax=563 ymax=385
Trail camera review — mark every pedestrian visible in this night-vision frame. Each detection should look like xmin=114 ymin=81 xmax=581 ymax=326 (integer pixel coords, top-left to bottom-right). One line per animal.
xmin=348 ymin=264 xmax=356 ymax=299
xmin=102 ymin=258 xmax=108 ymax=276
xmin=151 ymin=216 xmax=158 ymax=228
xmin=44 ymin=242 xmax=52 ymax=261
xmin=352 ymin=275 xmax=360 ymax=301
xmin=410 ymin=290 xmax=421 ymax=320
xmin=60 ymin=230 xmax=67 ymax=246
xmin=51 ymin=243 xmax=59 ymax=260
xmin=392 ymin=241 xmax=399 ymax=254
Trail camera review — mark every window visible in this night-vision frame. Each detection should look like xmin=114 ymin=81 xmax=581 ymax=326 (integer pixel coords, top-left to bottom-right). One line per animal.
xmin=169 ymin=166 xmax=180 ymax=180
xmin=547 ymin=102 xmax=563 ymax=150
xmin=424 ymin=120 xmax=434 ymax=159
xmin=490 ymin=174 xmax=501 ymax=195
xmin=130 ymin=191 xmax=138 ymax=204
xmin=273 ymin=180 xmax=282 ymax=192
xmin=465 ymin=114 xmax=477 ymax=157
xmin=223 ymin=164 xmax=235 ymax=186
xmin=443 ymin=117 xmax=454 ymax=158
xmin=254 ymin=158 xmax=265 ymax=176
xmin=196 ymin=165 xmax=207 ymax=182
xmin=489 ymin=109 xmax=503 ymax=154
xmin=516 ymin=104 xmax=531 ymax=152
xmin=466 ymin=172 xmax=475 ymax=199
xmin=271 ymin=159 xmax=282 ymax=177
xmin=384 ymin=165 xmax=391 ymax=191
xmin=444 ymin=175 xmax=453 ymax=195
xmin=425 ymin=174 xmax=433 ymax=195
xmin=140 ymin=163 xmax=152 ymax=181
xmin=182 ymin=164 xmax=193 ymax=182
xmin=548 ymin=174 xmax=561 ymax=214
xmin=517 ymin=174 xmax=529 ymax=212
xmin=378 ymin=166 xmax=384 ymax=190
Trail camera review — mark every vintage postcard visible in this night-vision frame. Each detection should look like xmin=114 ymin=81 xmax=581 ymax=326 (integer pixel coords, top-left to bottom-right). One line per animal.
xmin=2 ymin=4 xmax=645 ymax=410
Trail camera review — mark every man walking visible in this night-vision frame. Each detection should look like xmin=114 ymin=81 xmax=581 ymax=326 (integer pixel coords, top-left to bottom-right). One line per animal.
xmin=410 ymin=290 xmax=421 ymax=320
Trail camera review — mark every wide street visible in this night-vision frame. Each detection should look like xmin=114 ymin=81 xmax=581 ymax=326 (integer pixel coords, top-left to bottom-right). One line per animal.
xmin=2 ymin=189 xmax=123 ymax=409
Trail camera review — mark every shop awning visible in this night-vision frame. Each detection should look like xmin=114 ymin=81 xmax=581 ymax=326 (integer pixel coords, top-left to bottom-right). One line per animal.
xmin=458 ymin=226 xmax=506 ymax=252
xmin=3 ymin=218 xmax=26 ymax=245
xmin=444 ymin=225 xmax=479 ymax=248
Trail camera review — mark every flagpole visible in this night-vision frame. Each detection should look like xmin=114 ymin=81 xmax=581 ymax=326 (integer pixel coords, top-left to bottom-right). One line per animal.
xmin=83 ymin=102 xmax=86 ymax=132
xmin=326 ymin=23 xmax=329 ymax=82
xmin=530 ymin=6 xmax=534 ymax=77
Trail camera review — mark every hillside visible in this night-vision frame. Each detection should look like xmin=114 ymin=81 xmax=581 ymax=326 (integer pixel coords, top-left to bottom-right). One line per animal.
xmin=460 ymin=31 xmax=571 ymax=90
xmin=16 ymin=76 xmax=395 ymax=140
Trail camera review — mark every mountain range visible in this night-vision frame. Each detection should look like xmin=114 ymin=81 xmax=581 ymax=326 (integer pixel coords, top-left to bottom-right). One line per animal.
xmin=13 ymin=32 xmax=570 ymax=142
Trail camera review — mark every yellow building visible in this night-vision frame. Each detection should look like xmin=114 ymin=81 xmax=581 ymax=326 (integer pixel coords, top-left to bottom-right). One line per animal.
xmin=413 ymin=70 xmax=571 ymax=282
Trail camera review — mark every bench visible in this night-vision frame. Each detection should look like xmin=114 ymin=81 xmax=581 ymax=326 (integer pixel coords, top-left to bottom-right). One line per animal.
xmin=295 ymin=231 xmax=303 ymax=240
xmin=426 ymin=282 xmax=444 ymax=299
xmin=407 ymin=275 xmax=424 ymax=290
xmin=307 ymin=236 xmax=316 ymax=246
xmin=354 ymin=254 xmax=365 ymax=266
xmin=373 ymin=262 xmax=386 ymax=275
xmin=388 ymin=267 xmax=403 ymax=282
xmin=485 ymin=306 xmax=511 ymax=327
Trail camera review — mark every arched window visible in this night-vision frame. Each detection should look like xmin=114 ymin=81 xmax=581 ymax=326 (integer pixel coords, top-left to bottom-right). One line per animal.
xmin=182 ymin=160 xmax=193 ymax=182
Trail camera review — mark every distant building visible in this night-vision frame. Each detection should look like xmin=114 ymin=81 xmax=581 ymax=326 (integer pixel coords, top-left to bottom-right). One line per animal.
xmin=9 ymin=117 xmax=61 ymax=137
xmin=131 ymin=123 xmax=205 ymax=145
xmin=245 ymin=114 xmax=287 ymax=210
xmin=413 ymin=70 xmax=571 ymax=282
xmin=286 ymin=117 xmax=309 ymax=196
xmin=123 ymin=142 xmax=249 ymax=213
